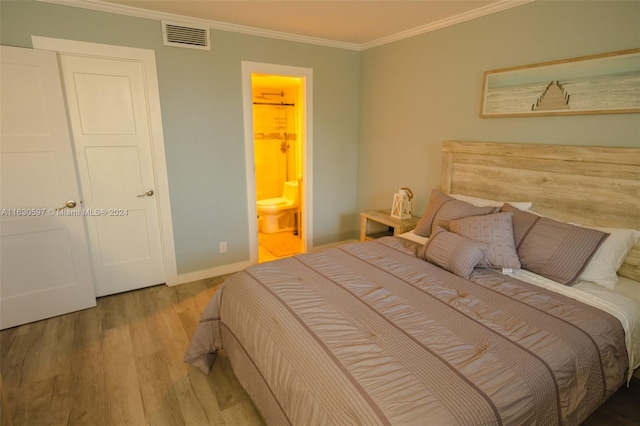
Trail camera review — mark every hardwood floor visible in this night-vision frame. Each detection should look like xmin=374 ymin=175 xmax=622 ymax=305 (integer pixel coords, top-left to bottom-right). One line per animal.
xmin=583 ymin=376 xmax=640 ymax=426
xmin=1 ymin=276 xmax=639 ymax=425
xmin=0 ymin=276 xmax=264 ymax=426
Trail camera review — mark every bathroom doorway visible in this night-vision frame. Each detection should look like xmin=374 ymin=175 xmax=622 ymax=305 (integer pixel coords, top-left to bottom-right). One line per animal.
xmin=253 ymin=74 xmax=302 ymax=262
xmin=241 ymin=62 xmax=313 ymax=264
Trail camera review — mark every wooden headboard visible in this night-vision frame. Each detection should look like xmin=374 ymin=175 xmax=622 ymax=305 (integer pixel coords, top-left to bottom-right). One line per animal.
xmin=440 ymin=141 xmax=640 ymax=281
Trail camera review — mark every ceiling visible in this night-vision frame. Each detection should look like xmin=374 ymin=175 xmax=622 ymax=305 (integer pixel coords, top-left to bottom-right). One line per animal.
xmin=70 ymin=0 xmax=533 ymax=50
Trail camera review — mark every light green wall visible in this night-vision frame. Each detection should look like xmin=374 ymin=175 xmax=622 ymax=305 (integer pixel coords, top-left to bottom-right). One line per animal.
xmin=2 ymin=1 xmax=638 ymax=277
xmin=0 ymin=1 xmax=361 ymax=274
xmin=358 ymin=0 xmax=640 ymax=217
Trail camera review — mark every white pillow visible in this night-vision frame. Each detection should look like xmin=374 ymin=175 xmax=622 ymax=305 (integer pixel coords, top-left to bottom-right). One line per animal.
xmin=450 ymin=193 xmax=532 ymax=211
xmin=579 ymin=227 xmax=640 ymax=289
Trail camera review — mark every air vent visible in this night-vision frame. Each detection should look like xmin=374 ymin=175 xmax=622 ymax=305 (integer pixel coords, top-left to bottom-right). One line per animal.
xmin=162 ymin=21 xmax=210 ymax=50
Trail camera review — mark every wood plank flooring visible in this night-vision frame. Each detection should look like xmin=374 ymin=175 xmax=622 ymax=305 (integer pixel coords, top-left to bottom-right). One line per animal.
xmin=1 ymin=276 xmax=639 ymax=425
xmin=0 ymin=276 xmax=264 ymax=426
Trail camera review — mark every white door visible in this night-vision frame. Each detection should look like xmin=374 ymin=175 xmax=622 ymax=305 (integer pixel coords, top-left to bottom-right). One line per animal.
xmin=58 ymin=55 xmax=165 ymax=296
xmin=0 ymin=46 xmax=96 ymax=329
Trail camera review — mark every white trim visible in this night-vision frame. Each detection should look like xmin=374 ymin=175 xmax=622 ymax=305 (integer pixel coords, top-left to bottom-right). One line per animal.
xmin=171 ymin=260 xmax=252 ymax=286
xmin=241 ymin=61 xmax=314 ymax=262
xmin=361 ymin=0 xmax=536 ymax=50
xmin=31 ymin=36 xmax=179 ymax=286
xmin=37 ymin=0 xmax=533 ymax=51
xmin=37 ymin=0 xmax=360 ymax=51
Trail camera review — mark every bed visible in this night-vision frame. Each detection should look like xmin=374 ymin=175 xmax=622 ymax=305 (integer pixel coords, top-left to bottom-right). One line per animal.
xmin=185 ymin=141 xmax=640 ymax=425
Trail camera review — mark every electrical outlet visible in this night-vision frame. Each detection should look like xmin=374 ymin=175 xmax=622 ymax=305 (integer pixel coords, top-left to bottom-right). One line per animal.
xmin=219 ymin=241 xmax=227 ymax=253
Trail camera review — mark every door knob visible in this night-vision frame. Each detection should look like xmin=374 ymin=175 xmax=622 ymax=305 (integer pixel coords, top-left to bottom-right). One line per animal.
xmin=55 ymin=200 xmax=77 ymax=211
xmin=137 ymin=189 xmax=154 ymax=197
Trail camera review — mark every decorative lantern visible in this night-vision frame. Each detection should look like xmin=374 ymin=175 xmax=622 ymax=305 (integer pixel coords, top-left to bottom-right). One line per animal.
xmin=390 ymin=187 xmax=413 ymax=219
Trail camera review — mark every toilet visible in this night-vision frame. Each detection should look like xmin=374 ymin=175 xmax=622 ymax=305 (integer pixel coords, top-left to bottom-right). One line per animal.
xmin=257 ymin=180 xmax=298 ymax=234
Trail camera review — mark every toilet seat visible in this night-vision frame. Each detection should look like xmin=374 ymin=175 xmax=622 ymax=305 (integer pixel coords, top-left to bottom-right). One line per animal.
xmin=257 ymin=198 xmax=288 ymax=206
xmin=257 ymin=198 xmax=294 ymax=214
xmin=257 ymin=181 xmax=298 ymax=233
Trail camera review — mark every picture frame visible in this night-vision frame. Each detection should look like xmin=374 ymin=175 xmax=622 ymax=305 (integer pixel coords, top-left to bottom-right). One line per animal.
xmin=480 ymin=48 xmax=640 ymax=117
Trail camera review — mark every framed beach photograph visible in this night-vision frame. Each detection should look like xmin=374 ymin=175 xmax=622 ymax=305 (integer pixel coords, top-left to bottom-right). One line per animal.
xmin=480 ymin=48 xmax=640 ymax=117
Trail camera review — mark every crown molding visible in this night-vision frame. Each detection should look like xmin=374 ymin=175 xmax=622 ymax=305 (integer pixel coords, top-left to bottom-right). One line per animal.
xmin=37 ymin=0 xmax=362 ymax=51
xmin=361 ymin=0 xmax=536 ymax=50
xmin=38 ymin=0 xmax=534 ymax=52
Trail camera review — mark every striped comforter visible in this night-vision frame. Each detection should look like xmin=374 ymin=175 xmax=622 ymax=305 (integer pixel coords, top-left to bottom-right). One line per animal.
xmin=184 ymin=237 xmax=628 ymax=425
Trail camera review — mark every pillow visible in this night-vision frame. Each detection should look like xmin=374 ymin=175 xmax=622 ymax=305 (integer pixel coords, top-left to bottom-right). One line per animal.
xmin=578 ymin=226 xmax=640 ymax=289
xmin=449 ymin=212 xmax=521 ymax=269
xmin=450 ymin=193 xmax=532 ymax=211
xmin=414 ymin=189 xmax=497 ymax=237
xmin=501 ymin=204 xmax=610 ymax=285
xmin=418 ymin=227 xmax=487 ymax=279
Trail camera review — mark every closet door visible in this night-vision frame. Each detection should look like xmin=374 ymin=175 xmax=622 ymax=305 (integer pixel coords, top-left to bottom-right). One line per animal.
xmin=0 ymin=46 xmax=96 ymax=329
xmin=56 ymin=53 xmax=166 ymax=296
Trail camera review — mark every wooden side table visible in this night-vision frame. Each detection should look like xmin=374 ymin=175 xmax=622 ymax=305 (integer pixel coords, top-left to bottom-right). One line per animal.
xmin=360 ymin=209 xmax=420 ymax=242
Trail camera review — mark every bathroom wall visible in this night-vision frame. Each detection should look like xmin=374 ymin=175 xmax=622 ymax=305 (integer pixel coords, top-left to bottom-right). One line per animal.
xmin=252 ymin=85 xmax=298 ymax=201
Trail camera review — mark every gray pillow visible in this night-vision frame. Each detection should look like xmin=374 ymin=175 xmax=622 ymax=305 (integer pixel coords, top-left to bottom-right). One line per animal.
xmin=449 ymin=212 xmax=521 ymax=269
xmin=501 ymin=204 xmax=609 ymax=285
xmin=414 ymin=189 xmax=497 ymax=237
xmin=418 ymin=227 xmax=487 ymax=279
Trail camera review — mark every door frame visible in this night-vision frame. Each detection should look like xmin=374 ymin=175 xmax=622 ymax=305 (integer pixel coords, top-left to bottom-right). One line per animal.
xmin=32 ymin=36 xmax=178 ymax=285
xmin=241 ymin=61 xmax=313 ymax=262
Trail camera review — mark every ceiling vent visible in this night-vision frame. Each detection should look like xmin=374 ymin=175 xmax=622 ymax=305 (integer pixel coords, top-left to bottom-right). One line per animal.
xmin=162 ymin=21 xmax=211 ymax=50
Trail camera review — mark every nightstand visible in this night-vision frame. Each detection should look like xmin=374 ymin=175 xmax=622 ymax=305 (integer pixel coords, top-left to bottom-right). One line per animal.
xmin=360 ymin=209 xmax=420 ymax=242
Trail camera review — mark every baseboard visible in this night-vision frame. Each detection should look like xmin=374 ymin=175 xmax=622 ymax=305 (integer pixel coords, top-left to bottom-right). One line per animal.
xmin=170 ymin=240 xmax=359 ymax=286
xmin=170 ymin=260 xmax=253 ymax=286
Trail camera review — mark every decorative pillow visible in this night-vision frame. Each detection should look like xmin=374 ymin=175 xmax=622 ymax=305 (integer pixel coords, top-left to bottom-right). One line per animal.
xmin=414 ymin=189 xmax=497 ymax=237
xmin=501 ymin=203 xmax=540 ymax=246
xmin=450 ymin=193 xmax=532 ymax=211
xmin=501 ymin=204 xmax=610 ymax=285
xmin=449 ymin=212 xmax=521 ymax=269
xmin=578 ymin=226 xmax=640 ymax=289
xmin=418 ymin=227 xmax=487 ymax=279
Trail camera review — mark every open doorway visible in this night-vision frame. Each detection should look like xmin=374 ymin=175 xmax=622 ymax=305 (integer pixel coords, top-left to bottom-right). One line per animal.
xmin=241 ymin=62 xmax=313 ymax=264
xmin=252 ymin=75 xmax=303 ymax=262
